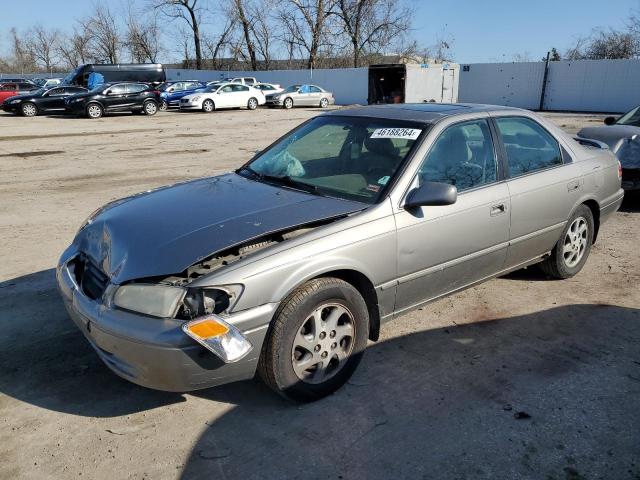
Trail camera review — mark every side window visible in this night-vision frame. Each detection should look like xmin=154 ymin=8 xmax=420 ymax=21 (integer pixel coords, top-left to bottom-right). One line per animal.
xmin=299 ymin=85 xmax=311 ymax=93
xmin=418 ymin=119 xmax=498 ymax=192
xmin=495 ymin=117 xmax=562 ymax=177
xmin=221 ymin=85 xmax=233 ymax=93
xmin=126 ymin=84 xmax=146 ymax=93
xmin=232 ymin=84 xmax=249 ymax=92
xmin=49 ymin=88 xmax=65 ymax=96
xmin=309 ymin=86 xmax=322 ymax=93
xmin=108 ymin=84 xmax=127 ymax=95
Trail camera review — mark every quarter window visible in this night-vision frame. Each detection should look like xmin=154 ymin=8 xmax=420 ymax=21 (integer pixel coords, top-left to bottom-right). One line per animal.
xmin=495 ymin=117 xmax=562 ymax=177
xmin=417 ymin=119 xmax=497 ymax=192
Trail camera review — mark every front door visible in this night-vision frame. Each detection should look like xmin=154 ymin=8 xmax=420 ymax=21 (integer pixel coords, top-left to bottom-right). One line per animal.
xmin=394 ymin=118 xmax=510 ymax=313
xmin=103 ymin=84 xmax=128 ymax=111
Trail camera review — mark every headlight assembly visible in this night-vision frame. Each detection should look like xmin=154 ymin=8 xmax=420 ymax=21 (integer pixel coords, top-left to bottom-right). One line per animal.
xmin=10 ymin=99 xmax=22 ymax=104
xmin=113 ymin=284 xmax=186 ymax=318
xmin=190 ymin=96 xmax=201 ymax=102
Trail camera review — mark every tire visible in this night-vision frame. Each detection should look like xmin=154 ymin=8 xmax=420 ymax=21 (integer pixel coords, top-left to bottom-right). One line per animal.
xmin=159 ymin=100 xmax=168 ymax=111
xmin=283 ymin=97 xmax=293 ymax=109
xmin=202 ymin=99 xmax=215 ymax=113
xmin=143 ymin=100 xmax=158 ymax=116
xmin=258 ymin=277 xmax=369 ymax=402
xmin=319 ymin=97 xmax=329 ymax=108
xmin=86 ymin=103 xmax=103 ymax=119
xmin=21 ymin=102 xmax=38 ymax=117
xmin=540 ymin=204 xmax=594 ymax=279
xmin=247 ymin=97 xmax=258 ymax=110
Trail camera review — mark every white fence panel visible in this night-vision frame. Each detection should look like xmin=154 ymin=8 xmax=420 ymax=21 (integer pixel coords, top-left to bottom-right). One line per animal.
xmin=545 ymin=59 xmax=640 ymax=112
xmin=458 ymin=62 xmax=545 ymax=109
xmin=166 ymin=67 xmax=369 ymax=105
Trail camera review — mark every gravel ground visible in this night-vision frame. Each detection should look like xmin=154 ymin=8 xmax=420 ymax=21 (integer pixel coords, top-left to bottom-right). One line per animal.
xmin=0 ymin=108 xmax=638 ymax=480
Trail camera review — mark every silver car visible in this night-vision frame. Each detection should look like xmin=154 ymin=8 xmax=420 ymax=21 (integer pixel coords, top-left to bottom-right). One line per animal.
xmin=57 ymin=104 xmax=624 ymax=402
xmin=266 ymin=84 xmax=335 ymax=109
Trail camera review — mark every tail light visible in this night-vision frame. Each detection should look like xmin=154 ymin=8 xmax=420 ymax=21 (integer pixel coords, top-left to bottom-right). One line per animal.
xmin=618 ymin=160 xmax=623 ymax=180
xmin=153 ymin=90 xmax=161 ymax=96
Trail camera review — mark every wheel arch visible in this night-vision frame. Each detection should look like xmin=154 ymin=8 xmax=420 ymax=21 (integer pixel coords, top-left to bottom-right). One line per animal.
xmin=581 ymin=198 xmax=601 ymax=243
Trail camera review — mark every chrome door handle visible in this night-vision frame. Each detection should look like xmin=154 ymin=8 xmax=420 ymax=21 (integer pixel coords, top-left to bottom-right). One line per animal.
xmin=490 ymin=203 xmax=506 ymax=216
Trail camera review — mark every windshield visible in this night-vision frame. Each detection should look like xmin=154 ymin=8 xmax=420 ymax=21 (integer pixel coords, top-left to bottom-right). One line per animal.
xmin=240 ymin=116 xmax=425 ymax=204
xmin=282 ymin=85 xmax=301 ymax=94
xmin=616 ymin=106 xmax=640 ymax=127
xmin=61 ymin=67 xmax=81 ymax=85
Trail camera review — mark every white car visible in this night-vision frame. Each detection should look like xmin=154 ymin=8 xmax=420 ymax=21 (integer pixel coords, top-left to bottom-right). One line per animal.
xmin=179 ymin=83 xmax=266 ymax=112
xmin=254 ymin=82 xmax=283 ymax=95
xmin=230 ymin=76 xmax=257 ymax=86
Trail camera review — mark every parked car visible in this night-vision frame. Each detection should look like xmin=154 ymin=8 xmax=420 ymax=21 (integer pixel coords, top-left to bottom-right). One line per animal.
xmin=231 ymin=76 xmax=257 ymax=86
xmin=64 ymin=82 xmax=160 ymax=118
xmin=33 ymin=77 xmax=63 ymax=88
xmin=266 ymin=84 xmax=335 ymax=109
xmin=179 ymin=82 xmax=265 ymax=112
xmin=254 ymin=82 xmax=283 ymax=95
xmin=578 ymin=106 xmax=640 ymax=190
xmin=2 ymin=85 xmax=88 ymax=116
xmin=57 ymin=103 xmax=623 ymax=401
xmin=157 ymin=80 xmax=207 ymax=110
xmin=0 ymin=77 xmax=34 ymax=83
xmin=62 ymin=63 xmax=166 ymax=88
xmin=0 ymin=82 xmax=39 ymax=104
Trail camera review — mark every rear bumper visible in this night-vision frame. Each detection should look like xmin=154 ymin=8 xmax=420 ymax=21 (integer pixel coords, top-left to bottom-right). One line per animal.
xmin=56 ymin=253 xmax=274 ymax=392
xmin=600 ymin=188 xmax=625 ymax=224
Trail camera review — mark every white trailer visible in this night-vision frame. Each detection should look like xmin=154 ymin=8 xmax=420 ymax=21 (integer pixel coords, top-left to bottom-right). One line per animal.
xmin=368 ymin=63 xmax=459 ymax=104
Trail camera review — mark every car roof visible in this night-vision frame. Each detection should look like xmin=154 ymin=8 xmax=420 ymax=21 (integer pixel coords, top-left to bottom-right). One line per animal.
xmin=325 ymin=103 xmax=525 ymax=124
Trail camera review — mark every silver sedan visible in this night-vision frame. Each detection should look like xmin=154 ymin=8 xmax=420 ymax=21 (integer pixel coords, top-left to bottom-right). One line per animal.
xmin=57 ymin=103 xmax=623 ymax=402
xmin=265 ymin=84 xmax=335 ymax=109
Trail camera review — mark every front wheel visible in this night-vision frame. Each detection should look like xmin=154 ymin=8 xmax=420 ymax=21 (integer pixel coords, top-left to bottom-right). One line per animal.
xmin=143 ymin=100 xmax=158 ymax=116
xmin=283 ymin=97 xmax=293 ymax=109
xmin=258 ymin=277 xmax=369 ymax=402
xmin=540 ymin=204 xmax=594 ymax=279
xmin=202 ymin=99 xmax=215 ymax=113
xmin=247 ymin=97 xmax=258 ymax=110
xmin=159 ymin=100 xmax=168 ymax=111
xmin=86 ymin=103 xmax=103 ymax=119
xmin=21 ymin=102 xmax=38 ymax=117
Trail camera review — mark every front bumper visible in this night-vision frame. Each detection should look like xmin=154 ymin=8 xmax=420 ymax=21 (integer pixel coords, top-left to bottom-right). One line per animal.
xmin=2 ymin=103 xmax=19 ymax=113
xmin=179 ymin=99 xmax=203 ymax=110
xmin=56 ymin=255 xmax=274 ymax=392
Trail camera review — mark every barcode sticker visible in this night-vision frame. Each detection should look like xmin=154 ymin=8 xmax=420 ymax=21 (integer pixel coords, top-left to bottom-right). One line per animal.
xmin=370 ymin=128 xmax=422 ymax=140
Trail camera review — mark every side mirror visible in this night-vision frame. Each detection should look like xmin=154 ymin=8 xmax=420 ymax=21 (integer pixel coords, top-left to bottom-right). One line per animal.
xmin=604 ymin=116 xmax=616 ymax=125
xmin=105 ymin=90 xmax=113 ymax=96
xmin=404 ymin=181 xmax=457 ymax=209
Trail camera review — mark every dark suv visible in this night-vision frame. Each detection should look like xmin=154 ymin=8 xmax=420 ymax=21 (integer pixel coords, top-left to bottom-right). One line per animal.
xmin=64 ymin=82 xmax=160 ymax=119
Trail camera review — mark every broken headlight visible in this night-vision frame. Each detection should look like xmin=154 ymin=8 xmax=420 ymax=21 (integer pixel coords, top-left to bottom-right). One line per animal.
xmin=178 ymin=285 xmax=243 ymax=319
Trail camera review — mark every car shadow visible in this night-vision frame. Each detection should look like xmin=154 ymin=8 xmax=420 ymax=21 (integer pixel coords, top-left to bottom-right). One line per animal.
xmin=620 ymin=190 xmax=640 ymax=213
xmin=181 ymin=303 xmax=640 ymax=480
xmin=2 ymin=268 xmax=639 ymax=478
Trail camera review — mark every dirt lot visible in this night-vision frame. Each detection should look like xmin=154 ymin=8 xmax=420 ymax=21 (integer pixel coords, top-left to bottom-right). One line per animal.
xmin=0 ymin=108 xmax=638 ymax=480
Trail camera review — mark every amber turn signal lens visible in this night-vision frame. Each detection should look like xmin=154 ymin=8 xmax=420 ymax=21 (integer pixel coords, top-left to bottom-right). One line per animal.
xmin=187 ymin=319 xmax=229 ymax=339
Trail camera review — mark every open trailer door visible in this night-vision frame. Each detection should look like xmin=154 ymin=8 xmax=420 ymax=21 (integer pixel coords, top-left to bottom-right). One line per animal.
xmin=368 ymin=64 xmax=406 ymax=104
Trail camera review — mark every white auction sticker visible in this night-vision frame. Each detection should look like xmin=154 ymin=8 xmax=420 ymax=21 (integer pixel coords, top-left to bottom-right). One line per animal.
xmin=370 ymin=128 xmax=422 ymax=140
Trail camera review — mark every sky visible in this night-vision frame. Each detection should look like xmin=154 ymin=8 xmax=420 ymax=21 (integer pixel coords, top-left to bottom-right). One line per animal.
xmin=0 ymin=0 xmax=638 ymax=64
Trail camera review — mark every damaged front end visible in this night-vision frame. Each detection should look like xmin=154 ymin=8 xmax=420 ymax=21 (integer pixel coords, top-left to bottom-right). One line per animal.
xmin=65 ymin=223 xmax=320 ymax=364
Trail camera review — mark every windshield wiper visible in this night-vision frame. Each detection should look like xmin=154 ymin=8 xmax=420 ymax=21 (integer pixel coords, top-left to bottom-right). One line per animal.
xmin=236 ymin=166 xmax=262 ymax=179
xmin=237 ymin=167 xmax=321 ymax=195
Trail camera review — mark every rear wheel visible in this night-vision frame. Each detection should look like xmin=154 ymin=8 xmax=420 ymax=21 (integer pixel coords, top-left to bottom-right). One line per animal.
xmin=283 ymin=97 xmax=293 ymax=109
xmin=86 ymin=103 xmax=103 ymax=119
xmin=21 ymin=102 xmax=38 ymax=117
xmin=540 ymin=204 xmax=594 ymax=279
xmin=247 ymin=97 xmax=258 ymax=110
xmin=319 ymin=97 xmax=329 ymax=108
xmin=258 ymin=277 xmax=369 ymax=402
xmin=143 ymin=100 xmax=158 ymax=116
xmin=202 ymin=99 xmax=215 ymax=113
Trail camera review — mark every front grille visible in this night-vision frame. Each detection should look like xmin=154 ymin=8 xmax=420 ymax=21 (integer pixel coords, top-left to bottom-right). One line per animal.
xmin=74 ymin=256 xmax=109 ymax=300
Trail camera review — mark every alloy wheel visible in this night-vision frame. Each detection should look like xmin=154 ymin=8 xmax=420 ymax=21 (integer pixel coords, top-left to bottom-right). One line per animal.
xmin=87 ymin=104 xmax=102 ymax=119
xmin=203 ymin=100 xmax=214 ymax=112
xmin=248 ymin=98 xmax=258 ymax=110
xmin=144 ymin=102 xmax=157 ymax=115
xmin=159 ymin=101 xmax=168 ymax=111
xmin=22 ymin=103 xmax=37 ymax=117
xmin=284 ymin=98 xmax=293 ymax=109
xmin=563 ymin=216 xmax=588 ymax=268
xmin=320 ymin=98 xmax=328 ymax=108
xmin=291 ymin=303 xmax=355 ymax=384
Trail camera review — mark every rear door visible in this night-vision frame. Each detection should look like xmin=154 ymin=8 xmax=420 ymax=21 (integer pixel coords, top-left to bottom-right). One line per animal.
xmin=231 ymin=84 xmax=250 ymax=107
xmin=394 ymin=117 xmax=511 ymax=311
xmin=493 ymin=115 xmax=583 ymax=268
xmin=124 ymin=83 xmax=149 ymax=108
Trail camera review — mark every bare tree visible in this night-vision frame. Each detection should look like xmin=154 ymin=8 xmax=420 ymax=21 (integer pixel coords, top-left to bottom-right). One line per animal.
xmin=25 ymin=26 xmax=61 ymax=72
xmin=81 ymin=4 xmax=122 ymax=63
xmin=153 ymin=0 xmax=204 ymax=69
xmin=585 ymin=28 xmax=638 ymax=59
xmin=57 ymin=27 xmax=91 ymax=69
xmin=8 ymin=28 xmax=37 ymax=73
xmin=331 ymin=0 xmax=412 ymax=67
xmin=564 ymin=36 xmax=588 ymax=60
xmin=278 ymin=0 xmax=335 ymax=69
xmin=202 ymin=18 xmax=236 ymax=69
xmin=125 ymin=5 xmax=164 ymax=62
xmin=232 ymin=0 xmax=258 ymax=70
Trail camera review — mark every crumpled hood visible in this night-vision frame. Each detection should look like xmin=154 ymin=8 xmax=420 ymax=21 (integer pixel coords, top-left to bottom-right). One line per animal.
xmin=73 ymin=173 xmax=366 ymax=284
